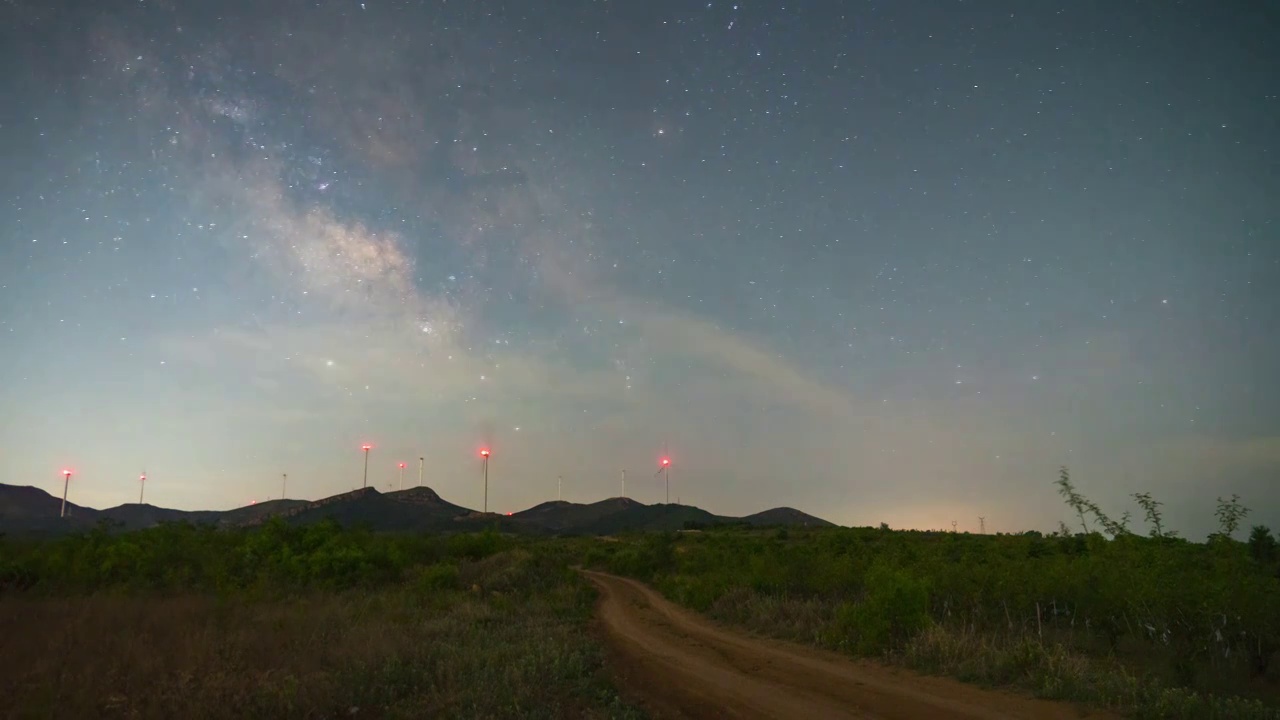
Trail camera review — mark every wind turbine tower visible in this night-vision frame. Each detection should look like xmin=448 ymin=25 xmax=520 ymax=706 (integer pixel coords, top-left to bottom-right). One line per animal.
xmin=658 ymin=453 xmax=671 ymax=504
xmin=60 ymin=469 xmax=72 ymax=518
xmin=479 ymin=447 xmax=491 ymax=513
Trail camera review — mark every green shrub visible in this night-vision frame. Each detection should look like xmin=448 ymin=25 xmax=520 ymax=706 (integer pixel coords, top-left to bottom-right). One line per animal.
xmin=832 ymin=563 xmax=930 ymax=654
xmin=414 ymin=562 xmax=460 ymax=592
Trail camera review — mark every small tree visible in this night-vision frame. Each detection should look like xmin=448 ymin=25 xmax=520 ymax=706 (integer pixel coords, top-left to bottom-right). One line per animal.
xmin=1055 ymin=467 xmax=1091 ymax=534
xmin=1086 ymin=501 xmax=1131 ymax=538
xmin=1132 ymin=492 xmax=1177 ymax=538
xmin=1247 ymin=525 xmax=1277 ymax=564
xmin=1214 ymin=494 xmax=1249 ymax=539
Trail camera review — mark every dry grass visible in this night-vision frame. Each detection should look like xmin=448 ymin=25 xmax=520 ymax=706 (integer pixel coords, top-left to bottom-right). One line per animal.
xmin=899 ymin=623 xmax=1280 ymax=720
xmin=0 ymin=555 xmax=645 ymax=720
xmin=706 ymin=588 xmax=839 ymax=647
xmin=700 ymin=588 xmax=1280 ymax=720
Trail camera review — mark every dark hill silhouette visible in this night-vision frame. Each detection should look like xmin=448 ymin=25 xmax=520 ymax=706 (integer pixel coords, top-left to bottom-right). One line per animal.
xmin=0 ymin=484 xmax=99 ymax=520
xmin=216 ymin=498 xmax=312 ymax=527
xmin=512 ymin=496 xmax=648 ymax=532
xmin=96 ymin=503 xmax=222 ymax=531
xmin=384 ymin=486 xmax=470 ymax=514
xmin=738 ymin=507 xmax=835 ymax=528
xmin=0 ymin=482 xmax=837 ymax=536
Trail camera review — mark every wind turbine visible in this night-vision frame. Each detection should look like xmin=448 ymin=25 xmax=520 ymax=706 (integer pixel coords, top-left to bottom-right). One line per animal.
xmin=620 ymin=468 xmax=626 ymax=499
xmin=361 ymin=443 xmax=373 ymax=488
xmin=558 ymin=474 xmax=563 ymax=502
xmin=60 ymin=469 xmax=73 ymax=518
xmin=398 ymin=462 xmax=406 ymax=491
xmin=281 ymin=472 xmax=287 ymax=500
xmin=479 ymin=447 xmax=491 ymax=512
xmin=418 ymin=456 xmax=424 ymax=487
xmin=139 ymin=471 xmax=147 ymax=505
xmin=656 ymin=451 xmax=672 ymax=504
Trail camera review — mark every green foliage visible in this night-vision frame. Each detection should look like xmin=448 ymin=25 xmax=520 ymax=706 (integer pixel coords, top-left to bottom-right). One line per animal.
xmin=1215 ymin=494 xmax=1250 ymax=539
xmin=833 ymin=562 xmax=930 ymax=654
xmin=586 ymin=510 xmax=1280 ymax=718
xmin=1133 ymin=492 xmax=1177 ymax=539
xmin=603 ymin=533 xmax=675 ymax=581
xmin=1 ymin=549 xmax=647 ymax=719
xmin=0 ymin=518 xmax=511 ymax=595
xmin=413 ymin=562 xmax=460 ymax=592
xmin=1249 ymin=526 xmax=1278 ymax=567
xmin=1056 ymin=466 xmax=1092 ymax=533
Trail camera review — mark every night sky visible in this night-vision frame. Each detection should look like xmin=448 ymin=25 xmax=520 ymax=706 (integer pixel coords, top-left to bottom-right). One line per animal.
xmin=1 ymin=1 xmax=1276 ymax=537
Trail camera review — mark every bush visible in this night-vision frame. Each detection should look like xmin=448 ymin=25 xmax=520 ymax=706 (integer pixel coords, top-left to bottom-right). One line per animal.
xmin=833 ymin=562 xmax=931 ymax=654
xmin=414 ymin=562 xmax=460 ymax=592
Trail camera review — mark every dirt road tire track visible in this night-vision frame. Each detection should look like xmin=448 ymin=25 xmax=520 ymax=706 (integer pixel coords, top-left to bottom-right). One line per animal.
xmin=584 ymin=570 xmax=1115 ymax=720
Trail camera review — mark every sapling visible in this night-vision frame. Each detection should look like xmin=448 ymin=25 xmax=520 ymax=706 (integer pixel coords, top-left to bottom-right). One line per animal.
xmin=1055 ymin=467 xmax=1091 ymax=534
xmin=1132 ymin=492 xmax=1176 ymax=538
xmin=1214 ymin=494 xmax=1249 ymax=539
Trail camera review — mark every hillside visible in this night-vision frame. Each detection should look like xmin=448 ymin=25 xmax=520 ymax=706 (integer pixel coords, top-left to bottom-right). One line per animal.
xmin=737 ymin=507 xmax=835 ymax=528
xmin=95 ymin=503 xmax=224 ymax=531
xmin=0 ymin=483 xmax=837 ymax=536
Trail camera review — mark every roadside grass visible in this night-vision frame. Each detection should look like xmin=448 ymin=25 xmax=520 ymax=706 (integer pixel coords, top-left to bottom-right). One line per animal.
xmin=590 ymin=527 xmax=1280 ymax=720
xmin=0 ymin=549 xmax=646 ymax=720
xmin=898 ymin=624 xmax=1277 ymax=720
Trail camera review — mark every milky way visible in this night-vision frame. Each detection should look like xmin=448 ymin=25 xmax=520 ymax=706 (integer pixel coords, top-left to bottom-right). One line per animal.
xmin=1 ymin=0 xmax=1276 ymax=536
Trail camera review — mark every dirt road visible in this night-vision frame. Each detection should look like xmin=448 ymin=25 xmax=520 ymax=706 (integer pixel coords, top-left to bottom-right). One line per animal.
xmin=584 ymin=570 xmax=1114 ymax=720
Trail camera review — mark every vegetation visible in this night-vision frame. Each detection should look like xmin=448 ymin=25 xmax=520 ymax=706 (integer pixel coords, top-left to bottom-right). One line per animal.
xmin=4 ymin=470 xmax=1277 ymax=720
xmin=586 ymin=470 xmax=1280 ymax=720
xmin=0 ymin=519 xmax=645 ymax=720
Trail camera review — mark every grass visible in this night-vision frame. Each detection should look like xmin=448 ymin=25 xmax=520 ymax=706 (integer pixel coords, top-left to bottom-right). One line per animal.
xmin=591 ymin=527 xmax=1280 ymax=720
xmin=699 ymin=587 xmax=1280 ymax=718
xmin=0 ymin=549 xmax=646 ymax=720
xmin=897 ymin=624 xmax=1279 ymax=720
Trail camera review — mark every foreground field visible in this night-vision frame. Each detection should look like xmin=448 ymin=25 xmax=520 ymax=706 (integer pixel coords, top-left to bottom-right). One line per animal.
xmin=0 ymin=523 xmax=645 ymax=720
xmin=586 ymin=569 xmax=1117 ymax=720
xmin=4 ymin=496 xmax=1279 ymax=719
xmin=586 ymin=525 xmax=1280 ymax=720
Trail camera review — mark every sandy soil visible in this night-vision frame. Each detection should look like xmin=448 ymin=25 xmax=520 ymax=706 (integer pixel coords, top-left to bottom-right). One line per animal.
xmin=583 ymin=570 xmax=1116 ymax=720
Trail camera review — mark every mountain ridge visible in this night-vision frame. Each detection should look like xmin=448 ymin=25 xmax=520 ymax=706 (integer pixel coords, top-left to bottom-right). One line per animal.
xmin=0 ymin=483 xmax=836 ymax=536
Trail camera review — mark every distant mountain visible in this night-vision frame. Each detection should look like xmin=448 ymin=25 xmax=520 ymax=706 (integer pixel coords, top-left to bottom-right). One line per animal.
xmin=0 ymin=482 xmax=837 ymax=536
xmin=0 ymin=484 xmax=101 ymax=535
xmin=216 ymin=498 xmax=313 ymax=527
xmin=511 ymin=497 xmax=833 ymax=534
xmin=737 ymin=507 xmax=836 ymax=528
xmin=0 ymin=484 xmax=99 ymax=520
xmin=513 ymin=497 xmax=647 ymax=532
xmin=96 ymin=503 xmax=222 ymax=531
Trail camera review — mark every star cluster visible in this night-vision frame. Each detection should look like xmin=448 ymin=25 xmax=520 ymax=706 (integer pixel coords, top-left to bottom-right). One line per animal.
xmin=0 ymin=0 xmax=1276 ymax=535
